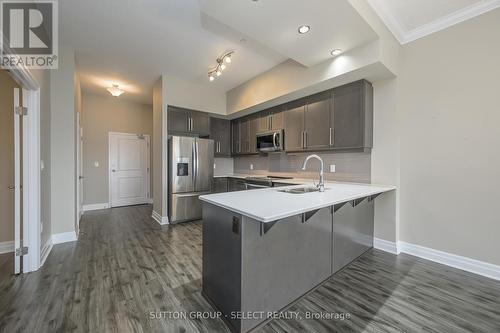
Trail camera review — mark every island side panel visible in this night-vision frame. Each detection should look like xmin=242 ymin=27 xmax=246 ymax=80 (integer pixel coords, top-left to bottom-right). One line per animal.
xmin=333 ymin=198 xmax=375 ymax=273
xmin=239 ymin=208 xmax=333 ymax=332
xmin=202 ymin=203 xmax=242 ymax=332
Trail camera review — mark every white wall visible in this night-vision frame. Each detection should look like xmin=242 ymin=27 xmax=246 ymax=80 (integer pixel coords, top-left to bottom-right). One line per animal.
xmin=49 ymin=47 xmax=77 ymax=235
xmin=226 ymin=42 xmax=393 ymax=116
xmin=164 ymin=75 xmax=226 ymax=115
xmin=371 ymin=78 xmax=400 ymax=242
xmin=152 ymin=76 xmax=168 ymax=220
xmin=397 ymin=8 xmax=500 ymax=265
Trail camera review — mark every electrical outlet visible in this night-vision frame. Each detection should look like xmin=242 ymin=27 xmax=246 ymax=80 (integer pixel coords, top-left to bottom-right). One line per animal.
xmin=330 ymin=165 xmax=336 ymax=173
xmin=250 ymin=164 xmax=254 ymax=170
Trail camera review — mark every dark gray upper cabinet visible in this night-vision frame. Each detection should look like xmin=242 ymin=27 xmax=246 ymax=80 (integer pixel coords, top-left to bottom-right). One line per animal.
xmin=248 ymin=115 xmax=259 ymax=154
xmin=304 ymin=91 xmax=331 ymax=151
xmin=231 ymin=120 xmax=240 ymax=155
xmin=191 ymin=111 xmax=210 ymax=136
xmin=168 ymin=106 xmax=189 ymax=133
xmin=229 ymin=79 xmax=373 ymax=155
xmin=210 ymin=117 xmax=231 ymax=157
xmin=258 ymin=106 xmax=284 ymax=133
xmin=232 ymin=116 xmax=259 ymax=155
xmin=284 ymin=99 xmax=306 ymax=151
xmin=167 ymin=106 xmax=210 ymax=136
xmin=332 ymin=80 xmax=373 ymax=149
xmin=240 ymin=118 xmax=250 ymax=153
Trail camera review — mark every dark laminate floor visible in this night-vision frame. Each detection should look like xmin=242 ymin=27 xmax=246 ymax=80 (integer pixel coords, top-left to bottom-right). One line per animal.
xmin=0 ymin=205 xmax=499 ymax=333
xmin=0 ymin=253 xmax=14 ymax=285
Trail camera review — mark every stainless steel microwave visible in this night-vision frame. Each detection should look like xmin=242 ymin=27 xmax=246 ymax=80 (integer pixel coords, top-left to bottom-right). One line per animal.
xmin=256 ymin=129 xmax=284 ymax=152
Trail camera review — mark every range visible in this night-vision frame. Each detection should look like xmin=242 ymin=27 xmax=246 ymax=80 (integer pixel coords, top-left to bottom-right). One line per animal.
xmin=244 ymin=175 xmax=293 ymax=189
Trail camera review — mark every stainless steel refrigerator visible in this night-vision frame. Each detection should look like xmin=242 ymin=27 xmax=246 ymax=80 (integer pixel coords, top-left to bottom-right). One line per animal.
xmin=168 ymin=136 xmax=214 ymax=224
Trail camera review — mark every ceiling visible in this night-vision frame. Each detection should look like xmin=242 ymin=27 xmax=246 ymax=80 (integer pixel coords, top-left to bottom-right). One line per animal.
xmin=60 ymin=0 xmax=380 ymax=104
xmin=368 ymin=0 xmax=500 ymax=44
xmin=201 ymin=0 xmax=378 ymax=68
xmin=60 ymin=0 xmax=286 ymax=104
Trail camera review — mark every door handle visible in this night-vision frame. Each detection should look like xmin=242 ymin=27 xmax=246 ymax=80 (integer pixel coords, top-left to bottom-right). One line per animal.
xmin=8 ymin=185 xmax=15 ymax=190
xmin=111 ymin=169 xmax=116 ymax=172
xmin=79 ymin=176 xmax=85 ymax=180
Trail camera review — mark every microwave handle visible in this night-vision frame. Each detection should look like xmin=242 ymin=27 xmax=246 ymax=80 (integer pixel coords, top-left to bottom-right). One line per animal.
xmin=273 ymin=132 xmax=279 ymax=149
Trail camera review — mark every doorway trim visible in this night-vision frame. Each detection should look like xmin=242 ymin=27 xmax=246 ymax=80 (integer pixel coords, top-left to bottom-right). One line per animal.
xmin=5 ymin=64 xmax=41 ymax=273
xmin=108 ymin=131 xmax=151 ymax=208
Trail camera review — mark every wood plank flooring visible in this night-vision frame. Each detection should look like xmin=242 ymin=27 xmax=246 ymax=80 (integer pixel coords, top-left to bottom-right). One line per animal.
xmin=0 ymin=205 xmax=499 ymax=333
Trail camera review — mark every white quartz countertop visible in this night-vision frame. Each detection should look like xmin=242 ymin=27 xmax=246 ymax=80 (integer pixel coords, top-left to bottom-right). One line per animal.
xmin=200 ymin=181 xmax=395 ymax=223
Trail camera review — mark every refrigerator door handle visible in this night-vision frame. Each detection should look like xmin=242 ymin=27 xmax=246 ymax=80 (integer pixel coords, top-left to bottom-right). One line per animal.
xmin=192 ymin=141 xmax=196 ymax=186
xmin=195 ymin=141 xmax=199 ymax=190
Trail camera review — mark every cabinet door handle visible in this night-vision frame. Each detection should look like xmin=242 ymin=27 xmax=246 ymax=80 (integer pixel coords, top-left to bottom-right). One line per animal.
xmin=301 ymin=131 xmax=305 ymax=148
xmin=329 ymin=127 xmax=334 ymax=146
xmin=304 ymin=131 xmax=308 ymax=148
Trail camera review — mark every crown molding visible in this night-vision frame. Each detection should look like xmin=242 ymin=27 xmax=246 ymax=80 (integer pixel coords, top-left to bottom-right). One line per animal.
xmin=368 ymin=0 xmax=500 ymax=44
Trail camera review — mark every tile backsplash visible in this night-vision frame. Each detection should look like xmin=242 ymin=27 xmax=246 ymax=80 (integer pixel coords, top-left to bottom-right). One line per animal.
xmin=234 ymin=151 xmax=371 ymax=183
xmin=214 ymin=157 xmax=234 ymax=176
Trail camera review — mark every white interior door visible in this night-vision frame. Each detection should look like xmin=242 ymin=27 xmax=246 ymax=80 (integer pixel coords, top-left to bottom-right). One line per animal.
xmin=13 ymin=88 xmax=21 ymax=274
xmin=109 ymin=133 xmax=150 ymax=207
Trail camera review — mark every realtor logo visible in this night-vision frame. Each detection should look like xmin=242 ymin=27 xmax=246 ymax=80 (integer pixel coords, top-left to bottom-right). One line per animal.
xmin=1 ymin=0 xmax=58 ymax=69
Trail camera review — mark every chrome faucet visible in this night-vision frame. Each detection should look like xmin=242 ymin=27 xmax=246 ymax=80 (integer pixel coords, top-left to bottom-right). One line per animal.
xmin=301 ymin=154 xmax=325 ymax=192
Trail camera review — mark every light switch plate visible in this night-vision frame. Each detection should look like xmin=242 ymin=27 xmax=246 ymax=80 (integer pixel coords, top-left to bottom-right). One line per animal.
xmin=214 ymin=163 xmax=216 ymax=169
xmin=250 ymin=164 xmax=254 ymax=170
xmin=330 ymin=165 xmax=336 ymax=173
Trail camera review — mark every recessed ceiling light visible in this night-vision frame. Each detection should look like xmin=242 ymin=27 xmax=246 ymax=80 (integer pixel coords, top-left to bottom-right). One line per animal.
xmin=330 ymin=49 xmax=342 ymax=56
xmin=298 ymin=25 xmax=310 ymax=34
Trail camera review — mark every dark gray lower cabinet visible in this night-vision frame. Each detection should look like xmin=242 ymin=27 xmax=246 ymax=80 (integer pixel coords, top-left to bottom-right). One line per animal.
xmin=202 ymin=205 xmax=332 ymax=333
xmin=228 ymin=178 xmax=246 ymax=191
xmin=212 ymin=178 xmax=228 ymax=193
xmin=333 ymin=198 xmax=374 ymax=273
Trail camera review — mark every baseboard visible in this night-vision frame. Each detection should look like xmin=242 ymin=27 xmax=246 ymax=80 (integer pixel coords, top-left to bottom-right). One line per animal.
xmin=83 ymin=203 xmax=109 ymax=212
xmin=373 ymin=237 xmax=500 ymax=281
xmin=0 ymin=240 xmax=14 ymax=254
xmin=399 ymin=241 xmax=500 ymax=281
xmin=52 ymin=231 xmax=78 ymax=244
xmin=40 ymin=238 xmax=53 ymax=266
xmin=374 ymin=237 xmax=399 ymax=255
xmin=152 ymin=210 xmax=169 ymax=225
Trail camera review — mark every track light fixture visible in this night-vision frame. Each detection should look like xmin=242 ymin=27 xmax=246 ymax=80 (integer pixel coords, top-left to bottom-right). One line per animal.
xmin=208 ymin=51 xmax=234 ymax=81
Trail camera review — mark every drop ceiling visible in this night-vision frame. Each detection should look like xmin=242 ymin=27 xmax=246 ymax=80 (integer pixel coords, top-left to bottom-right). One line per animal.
xmin=201 ymin=0 xmax=378 ymax=67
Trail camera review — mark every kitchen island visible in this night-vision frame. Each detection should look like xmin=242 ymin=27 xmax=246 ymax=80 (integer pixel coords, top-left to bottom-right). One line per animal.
xmin=199 ymin=182 xmax=395 ymax=333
